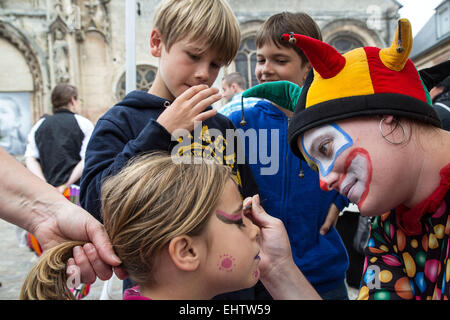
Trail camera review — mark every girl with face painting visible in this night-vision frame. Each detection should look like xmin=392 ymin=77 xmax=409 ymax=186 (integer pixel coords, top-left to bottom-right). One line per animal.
xmin=241 ymin=19 xmax=450 ymax=300
xmin=20 ymin=153 xmax=261 ymax=300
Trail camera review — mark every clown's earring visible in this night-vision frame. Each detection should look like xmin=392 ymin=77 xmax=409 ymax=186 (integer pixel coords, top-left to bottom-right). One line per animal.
xmin=379 ymin=117 xmax=406 ymax=145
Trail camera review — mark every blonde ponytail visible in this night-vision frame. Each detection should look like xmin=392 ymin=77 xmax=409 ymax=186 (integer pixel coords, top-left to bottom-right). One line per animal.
xmin=20 ymin=240 xmax=85 ymax=300
xmin=20 ymin=151 xmax=234 ymax=299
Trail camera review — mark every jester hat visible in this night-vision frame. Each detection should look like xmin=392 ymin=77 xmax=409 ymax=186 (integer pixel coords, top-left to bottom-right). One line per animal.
xmin=286 ymin=18 xmax=442 ymax=159
xmin=241 ymin=19 xmax=441 ymax=159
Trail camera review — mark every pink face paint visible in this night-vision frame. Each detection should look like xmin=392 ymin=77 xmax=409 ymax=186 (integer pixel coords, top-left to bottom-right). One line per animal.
xmin=216 ymin=209 xmax=245 ymax=228
xmin=222 ymin=258 xmax=233 ymax=268
xmin=218 ymin=254 xmax=235 ymax=272
xmin=337 ymin=148 xmax=372 ymax=208
xmin=216 ymin=209 xmax=242 ymax=222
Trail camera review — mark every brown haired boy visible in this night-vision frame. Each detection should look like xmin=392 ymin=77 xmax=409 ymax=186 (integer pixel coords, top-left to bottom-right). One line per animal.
xmin=227 ymin=12 xmax=351 ymax=300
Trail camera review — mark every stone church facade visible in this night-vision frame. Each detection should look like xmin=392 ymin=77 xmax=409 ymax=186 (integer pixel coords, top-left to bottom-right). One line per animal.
xmin=0 ymin=0 xmax=401 ymax=155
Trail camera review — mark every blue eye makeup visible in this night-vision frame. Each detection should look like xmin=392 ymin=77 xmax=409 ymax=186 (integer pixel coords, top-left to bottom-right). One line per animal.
xmin=301 ymin=123 xmax=353 ymax=177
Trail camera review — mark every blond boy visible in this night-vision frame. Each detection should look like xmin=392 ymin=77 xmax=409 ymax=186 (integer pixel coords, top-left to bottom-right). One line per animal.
xmin=80 ymin=0 xmax=259 ymax=299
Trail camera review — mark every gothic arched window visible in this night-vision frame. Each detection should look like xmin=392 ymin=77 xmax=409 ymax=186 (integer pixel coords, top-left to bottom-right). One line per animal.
xmin=116 ymin=65 xmax=157 ymax=100
xmin=234 ymin=36 xmax=258 ymax=89
xmin=329 ymin=35 xmax=364 ymax=54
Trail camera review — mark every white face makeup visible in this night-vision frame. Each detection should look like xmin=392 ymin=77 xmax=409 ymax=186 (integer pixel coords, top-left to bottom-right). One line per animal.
xmin=301 ymin=123 xmax=353 ymax=176
xmin=301 ymin=122 xmax=373 ymax=208
xmin=338 ymin=149 xmax=372 ymax=206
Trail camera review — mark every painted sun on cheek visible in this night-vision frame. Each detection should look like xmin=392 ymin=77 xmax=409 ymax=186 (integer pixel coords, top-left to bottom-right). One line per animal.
xmin=218 ymin=254 xmax=236 ymax=272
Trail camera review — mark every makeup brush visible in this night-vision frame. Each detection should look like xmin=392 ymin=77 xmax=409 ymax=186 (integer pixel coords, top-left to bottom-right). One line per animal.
xmin=243 ymin=198 xmax=267 ymax=213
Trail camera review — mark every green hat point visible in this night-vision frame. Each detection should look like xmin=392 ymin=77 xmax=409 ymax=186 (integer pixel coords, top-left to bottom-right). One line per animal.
xmin=242 ymin=81 xmax=302 ymax=112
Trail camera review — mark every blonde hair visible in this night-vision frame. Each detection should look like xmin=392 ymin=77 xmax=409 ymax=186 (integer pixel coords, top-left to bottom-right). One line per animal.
xmin=154 ymin=0 xmax=241 ymax=65
xmin=20 ymin=152 xmax=234 ymax=299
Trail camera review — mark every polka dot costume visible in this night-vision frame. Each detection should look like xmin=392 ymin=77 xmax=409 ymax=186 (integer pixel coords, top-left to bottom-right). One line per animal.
xmin=358 ymin=165 xmax=450 ymax=300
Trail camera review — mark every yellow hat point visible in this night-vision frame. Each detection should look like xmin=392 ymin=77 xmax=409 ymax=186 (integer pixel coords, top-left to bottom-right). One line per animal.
xmin=379 ymin=18 xmax=413 ymax=72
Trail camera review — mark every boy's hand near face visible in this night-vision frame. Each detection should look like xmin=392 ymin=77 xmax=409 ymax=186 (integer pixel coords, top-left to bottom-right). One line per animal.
xmin=157 ymin=84 xmax=222 ymax=134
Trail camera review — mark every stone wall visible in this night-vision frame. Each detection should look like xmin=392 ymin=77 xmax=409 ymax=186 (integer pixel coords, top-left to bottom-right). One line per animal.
xmin=0 ymin=0 xmax=401 ymax=153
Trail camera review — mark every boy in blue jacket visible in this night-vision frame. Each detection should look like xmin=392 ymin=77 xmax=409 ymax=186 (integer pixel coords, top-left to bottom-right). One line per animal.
xmin=80 ymin=0 xmax=259 ymax=299
xmin=228 ymin=12 xmax=350 ymax=300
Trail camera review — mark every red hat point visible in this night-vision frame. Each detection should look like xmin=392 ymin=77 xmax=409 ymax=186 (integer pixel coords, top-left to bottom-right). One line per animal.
xmin=282 ymin=33 xmax=346 ymax=79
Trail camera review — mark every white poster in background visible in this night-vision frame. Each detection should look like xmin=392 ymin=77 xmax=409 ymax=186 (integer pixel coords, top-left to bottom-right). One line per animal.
xmin=0 ymin=92 xmax=31 ymax=155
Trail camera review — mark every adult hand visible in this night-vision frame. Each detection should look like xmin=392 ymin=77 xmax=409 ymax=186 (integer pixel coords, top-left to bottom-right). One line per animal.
xmin=243 ymin=194 xmax=293 ymax=278
xmin=320 ymin=203 xmax=340 ymax=235
xmin=30 ymin=202 xmax=126 ymax=283
xmin=244 ymin=194 xmax=321 ymax=300
xmin=0 ymin=147 xmax=125 ymax=284
xmin=156 ymin=84 xmax=222 ymax=134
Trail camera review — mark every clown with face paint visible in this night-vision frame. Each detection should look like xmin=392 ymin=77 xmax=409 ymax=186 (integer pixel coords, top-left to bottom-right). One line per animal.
xmin=243 ymin=19 xmax=450 ymax=300
xmin=300 ymin=125 xmax=372 ymax=210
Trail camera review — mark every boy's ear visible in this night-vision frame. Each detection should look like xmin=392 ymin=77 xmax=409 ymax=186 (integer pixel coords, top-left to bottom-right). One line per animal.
xmin=150 ymin=28 xmax=163 ymax=57
xmin=231 ymin=83 xmax=240 ymax=94
xmin=168 ymin=235 xmax=201 ymax=272
xmin=302 ymin=62 xmax=312 ymax=84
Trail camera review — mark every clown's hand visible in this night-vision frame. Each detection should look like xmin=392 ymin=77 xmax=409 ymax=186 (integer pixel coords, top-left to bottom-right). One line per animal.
xmin=243 ymin=195 xmax=293 ymax=278
xmin=244 ymin=194 xmax=321 ymax=300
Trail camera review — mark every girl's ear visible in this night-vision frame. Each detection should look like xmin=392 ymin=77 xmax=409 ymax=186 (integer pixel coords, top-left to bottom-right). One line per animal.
xmin=168 ymin=236 xmax=201 ymax=271
xmin=150 ymin=28 xmax=163 ymax=57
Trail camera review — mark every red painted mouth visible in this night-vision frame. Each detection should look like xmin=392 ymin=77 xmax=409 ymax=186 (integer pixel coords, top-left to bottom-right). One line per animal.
xmin=341 ymin=179 xmax=356 ymax=199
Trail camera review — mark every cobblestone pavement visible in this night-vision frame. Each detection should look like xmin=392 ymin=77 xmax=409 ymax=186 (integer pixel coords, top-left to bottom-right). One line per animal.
xmin=0 ymin=218 xmax=359 ymax=300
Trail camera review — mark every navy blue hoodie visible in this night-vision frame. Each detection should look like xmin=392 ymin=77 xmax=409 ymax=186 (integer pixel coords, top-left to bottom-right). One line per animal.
xmin=80 ymin=90 xmax=259 ymax=221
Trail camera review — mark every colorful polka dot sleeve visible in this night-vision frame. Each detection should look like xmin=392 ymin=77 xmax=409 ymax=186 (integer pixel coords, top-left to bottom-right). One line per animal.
xmin=358 ymin=193 xmax=450 ymax=300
